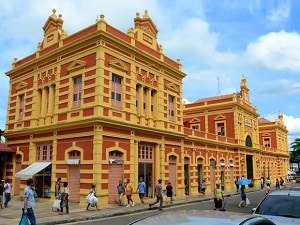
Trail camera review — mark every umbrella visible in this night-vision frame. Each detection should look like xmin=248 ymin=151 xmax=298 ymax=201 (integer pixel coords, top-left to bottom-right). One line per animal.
xmin=237 ymin=178 xmax=251 ymax=185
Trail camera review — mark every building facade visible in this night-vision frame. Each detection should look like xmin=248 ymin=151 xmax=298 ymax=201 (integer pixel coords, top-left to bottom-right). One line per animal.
xmin=3 ymin=10 xmax=289 ymax=205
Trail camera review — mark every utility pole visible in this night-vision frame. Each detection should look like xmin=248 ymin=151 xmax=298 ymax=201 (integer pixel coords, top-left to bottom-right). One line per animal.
xmin=216 ymin=76 xmax=220 ymax=95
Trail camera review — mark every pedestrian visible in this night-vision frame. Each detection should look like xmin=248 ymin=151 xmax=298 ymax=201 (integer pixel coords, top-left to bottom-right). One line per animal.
xmin=279 ymin=177 xmax=284 ymax=189
xmin=238 ymin=185 xmax=247 ymax=208
xmin=260 ymin=177 xmax=264 ymax=190
xmin=166 ymin=181 xmax=173 ymax=204
xmin=184 ymin=179 xmax=189 ymax=195
xmin=0 ymin=180 xmax=4 ymax=209
xmin=213 ymin=183 xmax=224 ymax=210
xmin=265 ymin=183 xmax=270 ymax=195
xmin=125 ymin=179 xmax=134 ymax=207
xmin=235 ymin=177 xmax=239 ymax=193
xmin=149 ymin=179 xmax=163 ymax=211
xmin=59 ymin=182 xmax=69 ymax=215
xmin=19 ymin=178 xmax=36 ymax=225
xmin=55 ymin=178 xmax=61 ymax=198
xmin=117 ymin=180 xmax=125 ymax=206
xmin=200 ymin=179 xmax=206 ymax=195
xmin=4 ymin=179 xmax=12 ymax=208
xmin=86 ymin=184 xmax=99 ymax=210
xmin=265 ymin=177 xmax=271 ymax=186
xmin=275 ymin=178 xmax=280 ymax=190
xmin=136 ymin=177 xmax=146 ymax=205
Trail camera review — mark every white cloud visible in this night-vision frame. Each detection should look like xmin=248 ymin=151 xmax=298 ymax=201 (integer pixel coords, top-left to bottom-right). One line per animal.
xmin=246 ymin=30 xmax=300 ymax=71
xmin=162 ymin=18 xmax=236 ymax=65
xmin=266 ymin=0 xmax=290 ymax=24
xmin=258 ymin=78 xmax=300 ymax=96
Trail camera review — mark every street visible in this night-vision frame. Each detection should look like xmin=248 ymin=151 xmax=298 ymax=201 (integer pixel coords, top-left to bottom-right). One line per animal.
xmin=63 ymin=189 xmax=267 ymax=225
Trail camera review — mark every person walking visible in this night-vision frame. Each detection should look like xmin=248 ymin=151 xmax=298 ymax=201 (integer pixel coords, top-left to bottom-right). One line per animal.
xmin=238 ymin=185 xmax=247 ymax=208
xmin=260 ymin=177 xmax=265 ymax=190
xmin=117 ymin=180 xmax=125 ymax=206
xmin=149 ymin=179 xmax=163 ymax=211
xmin=166 ymin=181 xmax=173 ymax=204
xmin=235 ymin=177 xmax=239 ymax=193
xmin=265 ymin=177 xmax=271 ymax=186
xmin=0 ymin=180 xmax=4 ymax=209
xmin=19 ymin=178 xmax=36 ymax=225
xmin=55 ymin=178 xmax=61 ymax=198
xmin=200 ymin=179 xmax=206 ymax=195
xmin=136 ymin=177 xmax=146 ymax=205
xmin=125 ymin=179 xmax=134 ymax=207
xmin=275 ymin=178 xmax=280 ymax=190
xmin=279 ymin=177 xmax=284 ymax=189
xmin=59 ymin=182 xmax=69 ymax=215
xmin=213 ymin=183 xmax=224 ymax=210
xmin=265 ymin=183 xmax=271 ymax=195
xmin=86 ymin=184 xmax=99 ymax=210
xmin=3 ymin=179 xmax=12 ymax=208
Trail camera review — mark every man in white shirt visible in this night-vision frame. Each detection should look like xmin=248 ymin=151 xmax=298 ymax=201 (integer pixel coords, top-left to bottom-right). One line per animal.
xmin=20 ymin=178 xmax=36 ymax=225
xmin=3 ymin=179 xmax=11 ymax=208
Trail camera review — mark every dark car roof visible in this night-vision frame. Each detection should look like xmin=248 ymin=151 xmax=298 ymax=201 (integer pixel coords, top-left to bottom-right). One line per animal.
xmin=268 ymin=190 xmax=300 ymax=196
xmin=128 ymin=210 xmax=274 ymax=225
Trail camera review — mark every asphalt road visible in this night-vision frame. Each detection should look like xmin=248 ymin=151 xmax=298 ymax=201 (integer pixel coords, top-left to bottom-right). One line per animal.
xmin=63 ymin=189 xmax=268 ymax=225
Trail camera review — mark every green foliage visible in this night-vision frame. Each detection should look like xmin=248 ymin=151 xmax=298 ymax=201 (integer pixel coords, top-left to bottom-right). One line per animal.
xmin=290 ymin=138 xmax=300 ymax=171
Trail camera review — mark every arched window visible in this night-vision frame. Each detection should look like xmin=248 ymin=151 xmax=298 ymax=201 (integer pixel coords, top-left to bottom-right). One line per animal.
xmin=245 ymin=135 xmax=252 ymax=147
xmin=169 ymin=155 xmax=177 ymax=164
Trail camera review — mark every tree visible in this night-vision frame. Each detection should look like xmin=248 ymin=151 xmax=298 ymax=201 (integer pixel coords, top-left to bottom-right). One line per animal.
xmin=290 ymin=138 xmax=300 ymax=171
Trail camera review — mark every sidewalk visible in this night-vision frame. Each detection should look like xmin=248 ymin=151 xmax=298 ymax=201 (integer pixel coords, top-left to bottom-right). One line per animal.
xmin=0 ymin=186 xmax=273 ymax=225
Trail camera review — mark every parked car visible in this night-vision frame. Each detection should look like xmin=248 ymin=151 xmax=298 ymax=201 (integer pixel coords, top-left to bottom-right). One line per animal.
xmin=252 ymin=190 xmax=300 ymax=225
xmin=128 ymin=210 xmax=275 ymax=225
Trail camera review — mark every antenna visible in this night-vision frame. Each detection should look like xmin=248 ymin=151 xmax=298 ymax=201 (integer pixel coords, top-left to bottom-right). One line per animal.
xmin=216 ymin=76 xmax=220 ymax=95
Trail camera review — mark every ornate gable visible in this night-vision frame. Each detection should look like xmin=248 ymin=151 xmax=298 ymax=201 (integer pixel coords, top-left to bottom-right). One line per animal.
xmin=134 ymin=10 xmax=158 ymax=37
xmin=41 ymin=9 xmax=68 ymax=49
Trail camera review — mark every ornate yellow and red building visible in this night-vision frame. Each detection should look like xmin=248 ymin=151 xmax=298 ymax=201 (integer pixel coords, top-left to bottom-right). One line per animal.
xmin=3 ymin=10 xmax=289 ymax=205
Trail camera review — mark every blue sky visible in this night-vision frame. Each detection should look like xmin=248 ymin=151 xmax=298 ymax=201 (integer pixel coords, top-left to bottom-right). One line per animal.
xmin=0 ymin=0 xmax=300 ymax=147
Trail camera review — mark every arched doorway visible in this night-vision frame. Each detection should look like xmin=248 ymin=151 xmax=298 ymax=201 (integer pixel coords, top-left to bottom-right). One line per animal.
xmin=210 ymin=159 xmax=216 ymax=192
xmin=197 ymin=158 xmax=203 ymax=194
xmin=108 ymin=150 xmax=123 ymax=204
xmin=184 ymin=157 xmax=190 ymax=195
xmin=67 ymin=150 xmax=80 ymax=203
xmin=168 ymin=155 xmax=177 ymax=195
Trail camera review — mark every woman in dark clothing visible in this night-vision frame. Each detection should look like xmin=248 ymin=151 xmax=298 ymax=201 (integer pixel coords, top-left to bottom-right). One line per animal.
xmin=166 ymin=182 xmax=173 ymax=204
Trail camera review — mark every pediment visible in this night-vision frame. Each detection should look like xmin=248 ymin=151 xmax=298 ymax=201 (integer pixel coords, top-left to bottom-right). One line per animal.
xmin=190 ymin=118 xmax=201 ymax=124
xmin=67 ymin=60 xmax=86 ymax=73
xmin=166 ymin=83 xmax=179 ymax=93
xmin=15 ymin=81 xmax=28 ymax=92
xmin=109 ymin=59 xmax=128 ymax=73
xmin=214 ymin=115 xmax=226 ymax=121
xmin=262 ymin=133 xmax=271 ymax=137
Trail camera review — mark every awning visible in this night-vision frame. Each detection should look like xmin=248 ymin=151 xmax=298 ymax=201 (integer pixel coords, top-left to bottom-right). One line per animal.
xmin=15 ymin=162 xmax=51 ymax=178
xmin=0 ymin=143 xmax=15 ymax=152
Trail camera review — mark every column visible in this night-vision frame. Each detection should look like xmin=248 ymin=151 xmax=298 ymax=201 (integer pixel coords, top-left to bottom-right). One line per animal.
xmin=39 ymin=87 xmax=48 ymax=125
xmin=93 ymin=126 xmax=103 ymax=188
xmin=46 ymin=85 xmax=54 ymax=124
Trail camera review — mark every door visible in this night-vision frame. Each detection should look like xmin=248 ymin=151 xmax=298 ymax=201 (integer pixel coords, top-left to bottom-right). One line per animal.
xmin=68 ymin=164 xmax=80 ymax=203
xmin=108 ymin=164 xmax=122 ymax=204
